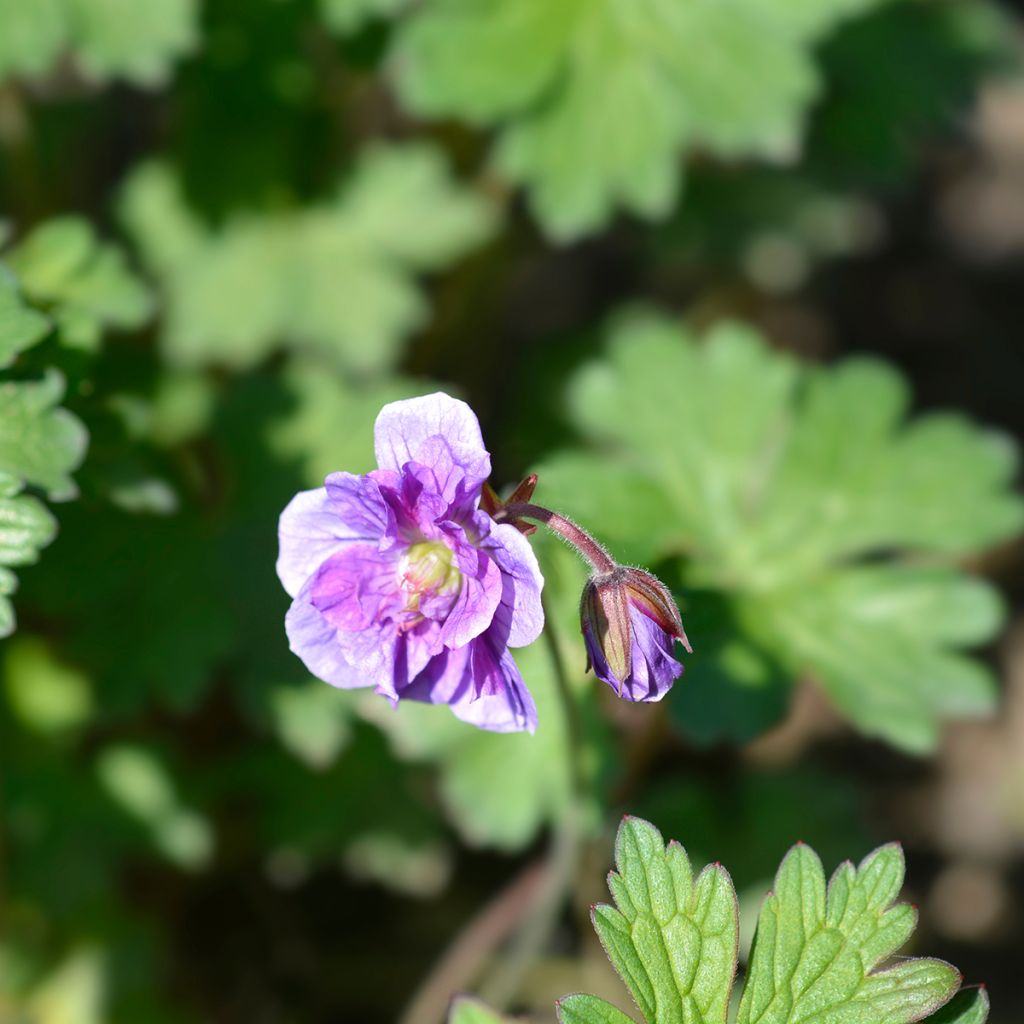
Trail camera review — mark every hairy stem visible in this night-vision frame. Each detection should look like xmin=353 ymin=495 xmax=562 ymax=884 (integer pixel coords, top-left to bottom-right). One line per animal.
xmin=495 ymin=502 xmax=617 ymax=575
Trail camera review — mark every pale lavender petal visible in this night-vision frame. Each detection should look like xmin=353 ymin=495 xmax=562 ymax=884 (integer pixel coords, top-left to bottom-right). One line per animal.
xmin=277 ymin=475 xmax=388 ymax=597
xmin=374 ymin=393 xmax=490 ymax=503
xmin=483 ymin=522 xmax=545 ymax=647
xmin=309 ymin=544 xmax=401 ymax=632
xmin=285 ymin=586 xmax=371 ymax=690
xmin=435 ymin=540 xmax=502 ymax=650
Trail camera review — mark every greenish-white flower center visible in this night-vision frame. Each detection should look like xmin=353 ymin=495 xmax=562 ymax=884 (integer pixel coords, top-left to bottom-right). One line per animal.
xmin=399 ymin=541 xmax=463 ymax=610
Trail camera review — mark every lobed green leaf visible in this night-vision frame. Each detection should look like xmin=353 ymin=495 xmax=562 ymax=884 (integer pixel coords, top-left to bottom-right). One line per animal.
xmin=565 ymin=311 xmax=1023 ymax=751
xmin=392 ymin=0 xmax=894 ymax=240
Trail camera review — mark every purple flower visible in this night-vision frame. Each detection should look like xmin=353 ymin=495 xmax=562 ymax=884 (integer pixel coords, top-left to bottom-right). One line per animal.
xmin=277 ymin=393 xmax=545 ymax=733
xmin=580 ymin=567 xmax=691 ymax=702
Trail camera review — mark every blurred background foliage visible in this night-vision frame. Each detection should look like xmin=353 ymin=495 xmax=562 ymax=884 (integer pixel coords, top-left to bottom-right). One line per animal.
xmin=2 ymin=0 xmax=1024 ymax=1021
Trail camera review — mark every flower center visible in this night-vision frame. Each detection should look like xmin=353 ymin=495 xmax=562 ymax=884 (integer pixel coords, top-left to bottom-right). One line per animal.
xmin=398 ymin=541 xmax=462 ymax=610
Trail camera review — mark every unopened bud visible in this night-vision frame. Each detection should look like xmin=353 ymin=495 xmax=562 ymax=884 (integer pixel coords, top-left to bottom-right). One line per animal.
xmin=580 ymin=567 xmax=691 ymax=702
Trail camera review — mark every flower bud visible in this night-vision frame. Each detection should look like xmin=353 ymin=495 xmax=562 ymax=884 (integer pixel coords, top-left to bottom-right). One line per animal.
xmin=580 ymin=567 xmax=691 ymax=702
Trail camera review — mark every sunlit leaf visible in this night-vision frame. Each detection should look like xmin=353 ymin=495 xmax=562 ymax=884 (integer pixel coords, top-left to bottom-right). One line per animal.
xmin=6 ymin=217 xmax=151 ymax=352
xmin=0 ymin=274 xmax=50 ymax=367
xmin=738 ymin=842 xmax=958 ymax=1024
xmin=448 ymin=997 xmax=518 ymax=1024
xmin=0 ymin=370 xmax=87 ymax=500
xmin=121 ymin=145 xmax=495 ymax=373
xmin=392 ymin=0 xmax=893 ymax=240
xmin=561 ymin=817 xmax=971 ymax=1024
xmin=563 ymin=310 xmax=1024 ymax=750
xmin=0 ymin=0 xmax=197 ymax=86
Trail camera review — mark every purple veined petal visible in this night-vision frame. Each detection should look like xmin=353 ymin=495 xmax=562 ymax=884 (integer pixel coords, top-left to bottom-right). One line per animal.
xmin=285 ymin=586 xmax=373 ymax=690
xmin=482 ymin=522 xmax=545 ymax=648
xmin=433 ymin=539 xmax=503 ymax=651
xmin=374 ymin=393 xmax=491 ymax=503
xmin=277 ymin=474 xmax=389 ymax=598
xmin=583 ymin=602 xmax=682 ymax=702
xmin=399 ymin=638 xmax=537 ymax=734
xmin=463 ymin=639 xmax=537 ymax=733
xmin=309 ymin=543 xmax=402 ymax=632
xmin=624 ymin=611 xmax=683 ymax=702
xmin=414 ymin=435 xmax=491 ymax=513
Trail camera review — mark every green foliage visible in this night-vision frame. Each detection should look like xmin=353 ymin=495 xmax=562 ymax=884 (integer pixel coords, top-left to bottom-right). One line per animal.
xmin=5 ymin=217 xmax=151 ymax=352
xmin=0 ymin=265 xmax=92 ymax=636
xmin=557 ymin=311 xmax=1024 ymax=751
xmin=121 ymin=144 xmax=496 ymax=374
xmin=448 ymin=996 xmax=516 ymax=1024
xmin=0 ymin=369 xmax=87 ymax=500
xmin=737 ymin=843 xmax=956 ymax=1024
xmin=559 ymin=817 xmax=970 ymax=1024
xmin=0 ymin=472 xmax=57 ymax=637
xmin=1 ymin=0 xmax=1019 ymax=1017
xmin=587 ymin=816 xmax=738 ymax=1024
xmin=0 ymin=274 xmax=50 ymax=366
xmin=924 ymin=990 xmax=990 ymax=1024
xmin=392 ymin=0 xmax=892 ymax=240
xmin=0 ymin=0 xmax=197 ymax=86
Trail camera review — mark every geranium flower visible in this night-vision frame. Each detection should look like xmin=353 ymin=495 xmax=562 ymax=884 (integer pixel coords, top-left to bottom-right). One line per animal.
xmin=580 ymin=567 xmax=691 ymax=702
xmin=277 ymin=393 xmax=544 ymax=733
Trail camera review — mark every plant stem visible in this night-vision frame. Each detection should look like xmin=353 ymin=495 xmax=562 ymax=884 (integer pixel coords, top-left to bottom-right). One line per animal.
xmin=479 ymin=594 xmax=587 ymax=1009
xmin=495 ymin=502 xmax=617 ymax=575
xmin=396 ymin=861 xmax=549 ymax=1024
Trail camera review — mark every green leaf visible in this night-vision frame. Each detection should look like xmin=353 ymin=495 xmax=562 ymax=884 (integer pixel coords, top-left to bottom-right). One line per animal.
xmin=558 ymin=994 xmax=637 ymax=1024
xmin=922 ymin=988 xmax=989 ymax=1024
xmin=0 ymin=475 xmax=57 ymax=637
xmin=0 ymin=0 xmax=197 ymax=86
xmin=392 ymin=0 xmax=893 ymax=240
xmin=6 ymin=217 xmax=151 ymax=352
xmin=0 ymin=275 xmax=50 ymax=367
xmin=0 ymin=369 xmax=88 ymax=500
xmin=588 ymin=816 xmax=738 ymax=1024
xmin=565 ymin=311 xmax=1024 ymax=750
xmin=448 ymin=996 xmax=517 ymax=1024
xmin=121 ymin=144 xmax=496 ymax=374
xmin=563 ymin=818 xmax=975 ymax=1024
xmin=737 ymin=843 xmax=959 ymax=1024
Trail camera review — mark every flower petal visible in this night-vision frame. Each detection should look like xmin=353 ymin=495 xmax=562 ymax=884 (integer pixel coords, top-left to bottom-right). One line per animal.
xmin=309 ymin=543 xmax=401 ymax=632
xmin=276 ymin=474 xmax=389 ymax=597
xmin=374 ymin=393 xmax=490 ymax=504
xmin=285 ymin=588 xmax=371 ymax=690
xmin=624 ymin=611 xmax=683 ymax=702
xmin=462 ymin=641 xmax=537 ymax=733
xmin=483 ymin=522 xmax=545 ymax=647
xmin=400 ymin=638 xmax=537 ymax=733
xmin=436 ymin=539 xmax=503 ymax=650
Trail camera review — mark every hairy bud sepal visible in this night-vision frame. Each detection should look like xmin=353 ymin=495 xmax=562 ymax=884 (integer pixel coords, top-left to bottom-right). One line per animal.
xmin=580 ymin=567 xmax=691 ymax=702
